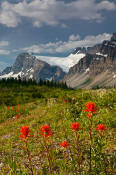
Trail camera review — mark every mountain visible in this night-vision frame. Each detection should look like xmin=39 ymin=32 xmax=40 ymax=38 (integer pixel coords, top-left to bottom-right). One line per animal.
xmin=0 ymin=66 xmax=12 ymax=76
xmin=35 ymin=52 xmax=85 ymax=72
xmin=0 ymin=51 xmax=86 ymax=81
xmin=0 ymin=53 xmax=65 ymax=82
xmin=64 ymin=33 xmax=116 ymax=88
xmin=0 ymin=33 xmax=116 ymax=89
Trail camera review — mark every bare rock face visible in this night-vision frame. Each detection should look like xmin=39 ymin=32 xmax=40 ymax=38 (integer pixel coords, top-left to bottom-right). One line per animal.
xmin=0 ymin=53 xmax=66 ymax=82
xmin=111 ymin=33 xmax=116 ymax=42
xmin=64 ymin=33 xmax=116 ymax=88
xmin=12 ymin=53 xmax=36 ymax=74
xmin=0 ymin=66 xmax=12 ymax=75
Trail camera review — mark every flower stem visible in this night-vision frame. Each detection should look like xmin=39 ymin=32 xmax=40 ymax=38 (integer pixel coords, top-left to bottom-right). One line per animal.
xmin=63 ymin=149 xmax=68 ymax=175
xmin=44 ymin=139 xmax=53 ymax=175
xmin=25 ymin=141 xmax=34 ymax=175
xmin=89 ymin=118 xmax=92 ymax=174
xmin=75 ymin=131 xmax=81 ymax=175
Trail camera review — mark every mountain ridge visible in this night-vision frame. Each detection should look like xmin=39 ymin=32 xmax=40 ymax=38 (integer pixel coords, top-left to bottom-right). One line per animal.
xmin=64 ymin=33 xmax=116 ymax=88
xmin=0 ymin=53 xmax=66 ymax=82
xmin=0 ymin=33 xmax=116 ymax=89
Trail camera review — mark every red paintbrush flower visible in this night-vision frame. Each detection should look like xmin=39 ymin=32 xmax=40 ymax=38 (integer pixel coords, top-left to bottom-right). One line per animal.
xmin=71 ymin=122 xmax=82 ymax=131
xmin=62 ymin=98 xmax=68 ymax=103
xmin=60 ymin=141 xmax=70 ymax=148
xmin=95 ymin=124 xmax=107 ymax=132
xmin=11 ymin=106 xmax=14 ymax=110
xmin=85 ymin=102 xmax=97 ymax=113
xmin=19 ymin=126 xmax=32 ymax=141
xmin=83 ymin=102 xmax=97 ymax=117
xmin=39 ymin=125 xmax=52 ymax=138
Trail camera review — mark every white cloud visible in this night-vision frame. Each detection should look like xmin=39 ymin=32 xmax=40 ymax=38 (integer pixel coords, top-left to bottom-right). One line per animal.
xmin=21 ymin=33 xmax=112 ymax=54
xmin=69 ymin=34 xmax=80 ymax=41
xmin=0 ymin=1 xmax=21 ymax=27
xmin=97 ymin=1 xmax=116 ymax=10
xmin=0 ymin=49 xmax=10 ymax=55
xmin=0 ymin=0 xmax=116 ymax=27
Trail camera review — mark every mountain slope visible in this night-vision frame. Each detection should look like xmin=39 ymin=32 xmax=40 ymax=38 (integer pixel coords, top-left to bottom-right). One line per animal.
xmin=64 ymin=33 xmax=116 ymax=88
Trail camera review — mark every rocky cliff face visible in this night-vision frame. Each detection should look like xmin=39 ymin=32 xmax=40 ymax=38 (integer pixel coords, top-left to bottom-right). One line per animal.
xmin=0 ymin=66 xmax=12 ymax=76
xmin=0 ymin=53 xmax=66 ymax=82
xmin=64 ymin=33 xmax=116 ymax=88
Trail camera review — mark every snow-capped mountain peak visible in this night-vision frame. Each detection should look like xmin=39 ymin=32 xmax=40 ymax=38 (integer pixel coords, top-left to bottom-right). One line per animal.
xmin=0 ymin=53 xmax=66 ymax=81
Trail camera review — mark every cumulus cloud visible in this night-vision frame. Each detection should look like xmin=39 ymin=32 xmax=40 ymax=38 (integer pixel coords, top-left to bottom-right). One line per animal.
xmin=21 ymin=33 xmax=112 ymax=54
xmin=0 ymin=1 xmax=21 ymax=27
xmin=0 ymin=49 xmax=10 ymax=55
xmin=69 ymin=34 xmax=80 ymax=41
xmin=0 ymin=0 xmax=116 ymax=27
xmin=97 ymin=0 xmax=116 ymax=10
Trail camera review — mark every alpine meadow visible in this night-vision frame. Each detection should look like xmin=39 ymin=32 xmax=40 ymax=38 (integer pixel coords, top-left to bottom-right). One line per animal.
xmin=0 ymin=0 xmax=116 ymax=174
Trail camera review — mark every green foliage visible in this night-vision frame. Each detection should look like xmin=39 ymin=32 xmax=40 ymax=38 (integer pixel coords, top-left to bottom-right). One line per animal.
xmin=0 ymin=80 xmax=115 ymax=174
xmin=0 ymin=104 xmax=28 ymax=123
xmin=0 ymin=78 xmax=70 ymax=106
xmin=82 ymin=77 xmax=91 ymax=86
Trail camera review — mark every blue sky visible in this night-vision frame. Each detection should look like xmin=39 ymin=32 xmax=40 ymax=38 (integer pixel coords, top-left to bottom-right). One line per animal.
xmin=0 ymin=0 xmax=116 ymax=71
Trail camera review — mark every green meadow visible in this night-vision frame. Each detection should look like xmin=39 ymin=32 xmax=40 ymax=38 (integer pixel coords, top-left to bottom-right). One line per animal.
xmin=0 ymin=79 xmax=115 ymax=175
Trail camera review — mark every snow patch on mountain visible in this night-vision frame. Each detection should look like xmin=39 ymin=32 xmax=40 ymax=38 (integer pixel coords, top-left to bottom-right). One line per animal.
xmin=85 ymin=68 xmax=90 ymax=73
xmin=35 ymin=53 xmax=85 ymax=72
xmin=0 ymin=72 xmax=13 ymax=79
xmin=0 ymin=71 xmax=23 ymax=79
xmin=96 ymin=52 xmax=107 ymax=57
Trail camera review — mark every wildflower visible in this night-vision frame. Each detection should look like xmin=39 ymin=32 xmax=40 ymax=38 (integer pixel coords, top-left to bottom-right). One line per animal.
xmin=62 ymin=98 xmax=68 ymax=103
xmin=39 ymin=125 xmax=52 ymax=137
xmin=11 ymin=106 xmax=14 ymax=110
xmin=83 ymin=102 xmax=97 ymax=117
xmin=71 ymin=122 xmax=82 ymax=131
xmin=18 ymin=113 xmax=21 ymax=116
xmin=95 ymin=124 xmax=107 ymax=132
xmin=87 ymin=113 xmax=92 ymax=118
xmin=16 ymin=115 xmax=18 ymax=119
xmin=84 ymin=102 xmax=97 ymax=113
xmin=19 ymin=126 xmax=32 ymax=141
xmin=60 ymin=141 xmax=70 ymax=148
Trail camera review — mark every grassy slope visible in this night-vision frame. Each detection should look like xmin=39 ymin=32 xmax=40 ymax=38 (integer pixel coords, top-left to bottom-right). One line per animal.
xmin=0 ymin=86 xmax=116 ymax=174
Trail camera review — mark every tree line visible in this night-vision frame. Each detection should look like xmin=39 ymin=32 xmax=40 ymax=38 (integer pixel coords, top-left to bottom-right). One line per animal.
xmin=0 ymin=77 xmax=69 ymax=89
